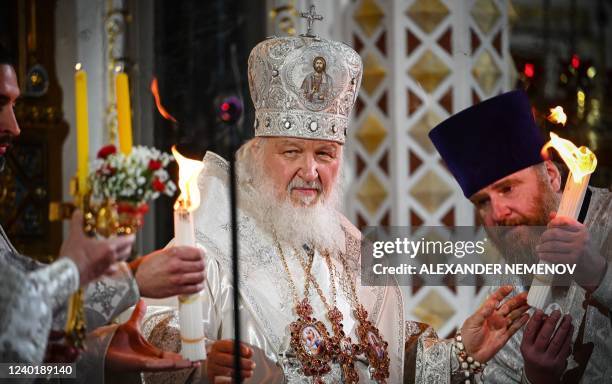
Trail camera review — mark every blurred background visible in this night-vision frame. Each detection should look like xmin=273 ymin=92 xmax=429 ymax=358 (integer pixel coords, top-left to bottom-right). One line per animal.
xmin=0 ymin=0 xmax=610 ymax=337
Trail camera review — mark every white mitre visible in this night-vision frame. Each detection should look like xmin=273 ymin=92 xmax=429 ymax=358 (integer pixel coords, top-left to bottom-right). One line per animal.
xmin=248 ymin=21 xmax=363 ymax=144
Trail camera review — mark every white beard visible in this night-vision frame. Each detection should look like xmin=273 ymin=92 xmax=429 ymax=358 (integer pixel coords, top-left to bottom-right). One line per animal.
xmin=236 ymin=147 xmax=346 ymax=255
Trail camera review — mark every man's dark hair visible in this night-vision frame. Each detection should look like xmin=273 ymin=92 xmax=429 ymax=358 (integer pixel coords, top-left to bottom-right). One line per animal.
xmin=0 ymin=42 xmax=15 ymax=172
xmin=0 ymin=42 xmax=14 ymax=66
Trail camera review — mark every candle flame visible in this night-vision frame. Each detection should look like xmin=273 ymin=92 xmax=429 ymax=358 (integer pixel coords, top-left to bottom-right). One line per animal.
xmin=75 ymin=63 xmax=82 ymax=71
xmin=547 ymin=106 xmax=567 ymax=126
xmin=541 ymin=132 xmax=597 ymax=182
xmin=151 ymin=77 xmax=178 ymax=123
xmin=172 ymin=146 xmax=204 ymax=211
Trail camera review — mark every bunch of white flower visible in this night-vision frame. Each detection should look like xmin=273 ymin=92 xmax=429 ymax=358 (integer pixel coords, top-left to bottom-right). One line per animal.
xmin=89 ymin=145 xmax=177 ymax=205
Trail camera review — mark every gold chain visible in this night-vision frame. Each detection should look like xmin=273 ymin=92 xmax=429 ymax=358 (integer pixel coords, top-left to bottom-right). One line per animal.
xmin=272 ymin=229 xmax=338 ymax=312
xmin=294 ymin=248 xmax=337 ymax=311
xmin=337 ymin=252 xmax=361 ymax=309
xmin=301 ymin=247 xmax=315 ymax=297
xmin=273 ymin=228 xmax=363 ymax=315
xmin=273 ymin=231 xmax=301 ymax=307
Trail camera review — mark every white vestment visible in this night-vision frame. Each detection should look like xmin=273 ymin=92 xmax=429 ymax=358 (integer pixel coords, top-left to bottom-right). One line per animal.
xmin=142 ymin=152 xmax=460 ymax=384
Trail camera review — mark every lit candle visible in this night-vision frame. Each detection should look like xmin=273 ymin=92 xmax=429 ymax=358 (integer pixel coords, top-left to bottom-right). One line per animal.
xmin=172 ymin=146 xmax=206 ymax=361
xmin=527 ymin=132 xmax=597 ymax=309
xmin=115 ymin=70 xmax=133 ymax=155
xmin=75 ymin=63 xmax=89 ymax=195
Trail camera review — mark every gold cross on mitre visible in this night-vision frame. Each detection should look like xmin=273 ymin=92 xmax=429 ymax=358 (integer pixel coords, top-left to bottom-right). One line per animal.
xmin=300 ymin=4 xmax=323 ymax=37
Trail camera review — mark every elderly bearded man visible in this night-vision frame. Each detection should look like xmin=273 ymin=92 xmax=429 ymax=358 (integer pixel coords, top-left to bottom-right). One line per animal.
xmin=142 ymin=21 xmax=530 ymax=384
xmin=429 ymin=90 xmax=612 ymax=384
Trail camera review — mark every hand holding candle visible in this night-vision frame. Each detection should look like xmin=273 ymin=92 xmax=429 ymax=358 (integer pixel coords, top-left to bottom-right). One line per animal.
xmin=527 ymin=132 xmax=598 ymax=309
xmin=172 ymin=146 xmax=206 ymax=361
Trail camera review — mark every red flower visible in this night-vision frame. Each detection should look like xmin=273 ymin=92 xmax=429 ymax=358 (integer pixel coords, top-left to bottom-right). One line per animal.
xmin=101 ymin=164 xmax=116 ymax=175
xmin=137 ymin=204 xmax=150 ymax=214
xmin=152 ymin=178 xmax=166 ymax=192
xmin=97 ymin=145 xmax=117 ymax=159
xmin=148 ymin=159 xmax=162 ymax=171
xmin=117 ymin=202 xmax=149 ymax=215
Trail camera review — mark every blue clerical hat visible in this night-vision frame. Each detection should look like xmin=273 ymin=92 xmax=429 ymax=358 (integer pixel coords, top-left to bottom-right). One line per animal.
xmin=428 ymin=90 xmax=545 ymax=198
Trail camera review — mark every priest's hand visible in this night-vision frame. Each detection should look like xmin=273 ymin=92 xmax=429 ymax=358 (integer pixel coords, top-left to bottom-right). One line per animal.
xmin=60 ymin=210 xmax=135 ymax=286
xmin=106 ymin=299 xmax=197 ymax=372
xmin=520 ymin=310 xmax=573 ymax=384
xmin=134 ymin=246 xmax=206 ymax=298
xmin=537 ymin=212 xmax=606 ymax=292
xmin=206 ymin=340 xmax=256 ymax=382
xmin=461 ymin=285 xmax=530 ymax=363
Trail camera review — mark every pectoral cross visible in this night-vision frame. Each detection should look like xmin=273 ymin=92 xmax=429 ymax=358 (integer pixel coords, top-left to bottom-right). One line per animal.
xmin=301 ymin=5 xmax=323 ymax=37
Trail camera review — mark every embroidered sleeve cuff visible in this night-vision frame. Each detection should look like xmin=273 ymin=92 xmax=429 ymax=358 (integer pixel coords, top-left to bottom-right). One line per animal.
xmin=591 ymin=261 xmax=612 ymax=310
xmin=30 ymin=257 xmax=80 ymax=312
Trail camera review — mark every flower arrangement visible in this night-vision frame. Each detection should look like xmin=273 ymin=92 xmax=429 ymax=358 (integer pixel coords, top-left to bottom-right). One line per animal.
xmin=89 ymin=144 xmax=176 ymax=207
xmin=87 ymin=144 xmax=177 ymax=235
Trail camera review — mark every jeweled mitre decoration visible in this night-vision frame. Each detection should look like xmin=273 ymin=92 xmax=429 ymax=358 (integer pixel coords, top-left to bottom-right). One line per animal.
xmin=248 ymin=33 xmax=363 ymax=143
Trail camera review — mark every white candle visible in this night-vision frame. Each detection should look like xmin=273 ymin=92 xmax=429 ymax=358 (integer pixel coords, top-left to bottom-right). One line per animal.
xmin=527 ymin=172 xmax=591 ymax=309
xmin=172 ymin=146 xmax=206 ymax=361
xmin=174 ymin=206 xmax=206 ymax=361
xmin=527 ymin=133 xmax=597 ymax=309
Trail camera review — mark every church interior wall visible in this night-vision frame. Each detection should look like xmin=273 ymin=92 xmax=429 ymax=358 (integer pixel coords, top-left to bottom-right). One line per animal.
xmin=0 ymin=0 xmax=608 ymax=340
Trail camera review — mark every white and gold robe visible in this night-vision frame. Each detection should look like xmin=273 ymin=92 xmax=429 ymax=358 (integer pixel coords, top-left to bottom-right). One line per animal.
xmin=143 ymin=152 xmax=462 ymax=384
